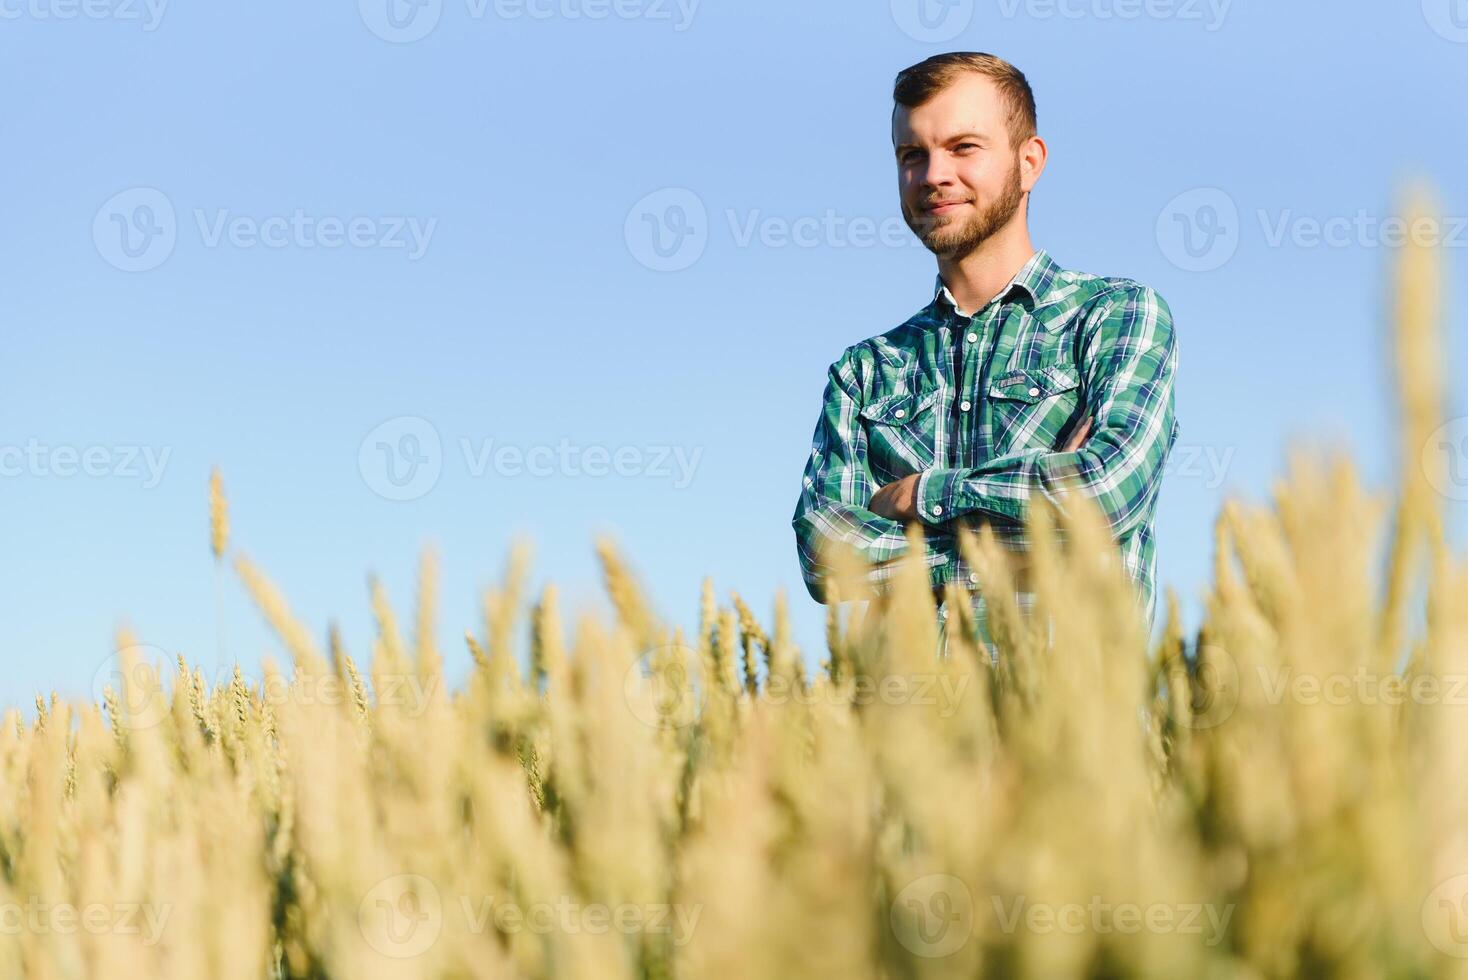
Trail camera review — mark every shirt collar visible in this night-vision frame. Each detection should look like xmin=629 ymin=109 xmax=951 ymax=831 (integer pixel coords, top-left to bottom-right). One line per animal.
xmin=930 ymin=248 xmax=1061 ymax=319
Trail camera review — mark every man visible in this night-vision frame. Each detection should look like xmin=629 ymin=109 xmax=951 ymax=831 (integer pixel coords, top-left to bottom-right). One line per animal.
xmin=791 ymin=52 xmax=1179 ymax=652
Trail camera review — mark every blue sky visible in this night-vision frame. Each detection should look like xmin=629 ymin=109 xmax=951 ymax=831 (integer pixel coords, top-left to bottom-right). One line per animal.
xmin=2 ymin=0 xmax=1466 ymax=705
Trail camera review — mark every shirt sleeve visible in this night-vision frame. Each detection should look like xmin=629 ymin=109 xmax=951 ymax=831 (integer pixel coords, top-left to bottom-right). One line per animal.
xmin=792 ymin=348 xmax=956 ymax=604
xmin=914 ymin=284 xmax=1179 ymax=538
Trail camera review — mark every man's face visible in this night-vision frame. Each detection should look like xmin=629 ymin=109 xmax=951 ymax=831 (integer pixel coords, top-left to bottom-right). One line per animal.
xmin=893 ymin=74 xmax=1028 ymax=260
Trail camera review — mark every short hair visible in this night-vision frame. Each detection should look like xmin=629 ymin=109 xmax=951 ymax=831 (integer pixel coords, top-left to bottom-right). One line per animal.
xmin=892 ymin=52 xmax=1038 ymax=149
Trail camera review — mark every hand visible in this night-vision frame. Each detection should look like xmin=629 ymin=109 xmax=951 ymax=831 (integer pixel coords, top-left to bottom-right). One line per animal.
xmin=872 ymin=416 xmax=1091 ymax=524
xmin=1062 ymin=415 xmax=1092 ymax=452
xmin=869 ymin=472 xmax=923 ymax=522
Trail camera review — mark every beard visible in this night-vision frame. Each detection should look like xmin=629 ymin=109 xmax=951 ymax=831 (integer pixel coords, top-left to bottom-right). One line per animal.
xmin=905 ymin=155 xmax=1025 ymax=260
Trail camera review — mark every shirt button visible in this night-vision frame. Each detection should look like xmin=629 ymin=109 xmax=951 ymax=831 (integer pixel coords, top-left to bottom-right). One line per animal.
xmin=932 ymin=504 xmax=943 ymax=515
xmin=1028 ymin=386 xmax=1041 ymax=397
xmin=968 ymin=572 xmax=979 ymax=585
xmin=966 ymin=332 xmax=978 ymax=343
xmin=894 ymin=408 xmax=906 ymax=418
xmin=960 ymin=399 xmax=971 ymax=411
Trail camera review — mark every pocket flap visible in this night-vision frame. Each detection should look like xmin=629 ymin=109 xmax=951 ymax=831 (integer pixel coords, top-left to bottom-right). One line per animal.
xmin=859 ymin=386 xmax=940 ymax=425
xmin=987 ymin=365 xmax=1080 ymax=404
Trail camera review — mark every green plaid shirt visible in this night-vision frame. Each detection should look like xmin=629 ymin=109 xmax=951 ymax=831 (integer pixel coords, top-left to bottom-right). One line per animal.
xmin=791 ymin=248 xmax=1179 ymax=632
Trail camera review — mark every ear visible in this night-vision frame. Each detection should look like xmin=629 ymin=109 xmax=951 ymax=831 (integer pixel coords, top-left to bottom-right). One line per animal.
xmin=1019 ymin=135 xmax=1048 ymax=193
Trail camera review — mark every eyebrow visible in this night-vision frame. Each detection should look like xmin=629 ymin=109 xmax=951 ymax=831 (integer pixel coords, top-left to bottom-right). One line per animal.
xmin=893 ymin=132 xmax=991 ymax=155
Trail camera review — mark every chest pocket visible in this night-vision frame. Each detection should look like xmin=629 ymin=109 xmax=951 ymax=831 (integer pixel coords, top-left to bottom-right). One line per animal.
xmin=859 ymin=385 xmax=941 ymax=478
xmin=985 ymin=364 xmax=1083 ymax=454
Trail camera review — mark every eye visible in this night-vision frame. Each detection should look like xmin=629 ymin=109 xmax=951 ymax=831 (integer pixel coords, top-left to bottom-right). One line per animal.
xmin=955 ymin=143 xmax=979 ymax=151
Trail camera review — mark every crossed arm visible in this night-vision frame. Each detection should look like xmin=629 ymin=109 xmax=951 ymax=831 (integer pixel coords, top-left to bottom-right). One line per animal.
xmin=791 ymin=284 xmax=1178 ymax=604
xmin=868 ymin=416 xmax=1091 ymax=522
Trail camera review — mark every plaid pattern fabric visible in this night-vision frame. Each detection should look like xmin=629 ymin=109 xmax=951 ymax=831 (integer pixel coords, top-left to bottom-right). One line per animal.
xmin=791 ymin=248 xmax=1179 ymax=634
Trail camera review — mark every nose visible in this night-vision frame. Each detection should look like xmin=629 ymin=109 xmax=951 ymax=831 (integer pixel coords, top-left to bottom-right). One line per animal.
xmin=918 ymin=153 xmax=958 ymax=190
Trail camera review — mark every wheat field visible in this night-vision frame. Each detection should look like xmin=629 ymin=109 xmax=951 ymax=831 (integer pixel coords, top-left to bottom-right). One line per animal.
xmin=2 ymin=190 xmax=1464 ymax=979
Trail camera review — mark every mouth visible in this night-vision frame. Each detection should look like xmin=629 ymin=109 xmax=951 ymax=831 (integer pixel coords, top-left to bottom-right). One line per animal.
xmin=924 ymin=199 xmax=969 ymax=215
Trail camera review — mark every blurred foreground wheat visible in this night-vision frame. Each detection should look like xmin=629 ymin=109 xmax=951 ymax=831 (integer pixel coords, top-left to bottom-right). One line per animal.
xmin=2 ymin=191 xmax=1465 ymax=979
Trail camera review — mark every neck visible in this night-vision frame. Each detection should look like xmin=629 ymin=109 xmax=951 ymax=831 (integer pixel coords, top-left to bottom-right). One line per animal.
xmin=936 ymin=225 xmax=1036 ymax=315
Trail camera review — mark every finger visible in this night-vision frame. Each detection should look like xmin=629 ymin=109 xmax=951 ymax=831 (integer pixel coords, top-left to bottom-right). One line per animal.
xmin=1063 ymin=416 xmax=1092 ymax=451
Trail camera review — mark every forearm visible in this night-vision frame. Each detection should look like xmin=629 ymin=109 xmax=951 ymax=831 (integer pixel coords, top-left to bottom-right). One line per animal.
xmin=916 ymin=332 xmax=1178 ymax=537
xmin=792 ymin=505 xmax=956 ymax=602
xmin=915 ymin=438 xmax=1158 ymax=536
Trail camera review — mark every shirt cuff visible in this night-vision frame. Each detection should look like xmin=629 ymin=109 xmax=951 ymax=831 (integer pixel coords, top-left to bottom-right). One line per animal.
xmin=918 ymin=466 xmax=1030 ymax=524
xmin=916 ymin=467 xmax=956 ymax=524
